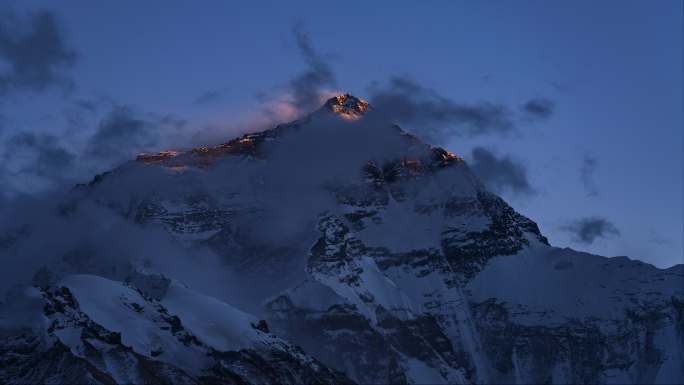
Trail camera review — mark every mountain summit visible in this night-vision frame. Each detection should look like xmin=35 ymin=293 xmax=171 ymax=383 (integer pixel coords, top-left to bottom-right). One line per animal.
xmin=1 ymin=96 xmax=682 ymax=385
xmin=324 ymin=93 xmax=370 ymax=119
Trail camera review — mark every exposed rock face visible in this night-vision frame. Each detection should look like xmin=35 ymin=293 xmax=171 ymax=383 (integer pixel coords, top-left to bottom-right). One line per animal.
xmin=325 ymin=93 xmax=370 ymax=120
xmin=1 ymin=95 xmax=682 ymax=384
xmin=470 ymin=297 xmax=682 ymax=384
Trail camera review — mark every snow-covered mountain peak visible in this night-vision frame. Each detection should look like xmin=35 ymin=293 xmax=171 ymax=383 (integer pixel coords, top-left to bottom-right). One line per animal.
xmin=323 ymin=93 xmax=370 ymax=120
xmin=5 ymin=90 xmax=682 ymax=385
xmin=129 ymin=94 xmax=451 ymax=175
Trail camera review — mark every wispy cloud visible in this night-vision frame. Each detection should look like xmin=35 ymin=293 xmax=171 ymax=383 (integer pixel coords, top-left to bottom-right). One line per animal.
xmin=468 ymin=146 xmax=534 ymax=196
xmin=580 ymin=154 xmax=599 ymax=196
xmin=0 ymin=132 xmax=76 ymax=194
xmin=560 ymin=216 xmax=620 ymax=244
xmin=288 ymin=22 xmax=337 ymax=112
xmin=0 ymin=103 xmax=190 ymax=198
xmin=193 ymin=88 xmax=230 ymax=106
xmin=253 ymin=22 xmax=338 ymax=125
xmin=521 ymin=98 xmax=554 ymax=120
xmin=369 ymin=76 xmax=515 ymax=142
xmin=0 ymin=10 xmax=76 ymax=94
xmin=86 ymin=106 xmax=190 ymax=165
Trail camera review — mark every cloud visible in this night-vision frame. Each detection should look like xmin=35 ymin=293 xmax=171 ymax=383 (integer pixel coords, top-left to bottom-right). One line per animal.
xmin=287 ymin=22 xmax=336 ymax=112
xmin=647 ymin=231 xmax=672 ymax=245
xmin=4 ymin=132 xmax=75 ymax=176
xmin=368 ymin=76 xmax=514 ymax=142
xmin=0 ymin=189 xmax=240 ymax=302
xmin=0 ymin=10 xmax=76 ymax=94
xmin=74 ymin=99 xmax=98 ymax=112
xmin=0 ymin=103 xmax=194 ymax=198
xmin=521 ymin=98 xmax=554 ymax=120
xmin=0 ymin=131 xmax=76 ymax=195
xmin=251 ymin=23 xmax=337 ymax=126
xmin=87 ymin=107 xmax=156 ymax=160
xmin=86 ymin=106 xmax=187 ymax=166
xmin=0 ymin=110 xmax=436 ymax=307
xmin=468 ymin=146 xmax=534 ymax=195
xmin=560 ymin=216 xmax=620 ymax=244
xmin=193 ymin=88 xmax=228 ymax=106
xmin=580 ymin=155 xmax=599 ymax=196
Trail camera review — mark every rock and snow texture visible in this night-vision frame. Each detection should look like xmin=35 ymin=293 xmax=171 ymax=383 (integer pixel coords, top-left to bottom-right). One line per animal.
xmin=0 ymin=274 xmax=350 ymax=384
xmin=1 ymin=94 xmax=682 ymax=384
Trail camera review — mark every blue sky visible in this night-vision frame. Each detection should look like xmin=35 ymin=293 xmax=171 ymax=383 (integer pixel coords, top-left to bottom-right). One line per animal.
xmin=1 ymin=0 xmax=681 ymax=267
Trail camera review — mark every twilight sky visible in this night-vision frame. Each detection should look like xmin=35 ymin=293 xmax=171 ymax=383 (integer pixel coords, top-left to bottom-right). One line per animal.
xmin=0 ymin=0 xmax=681 ymax=267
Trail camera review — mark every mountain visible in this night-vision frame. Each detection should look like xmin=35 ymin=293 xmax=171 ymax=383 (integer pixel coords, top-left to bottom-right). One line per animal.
xmin=1 ymin=94 xmax=682 ymax=384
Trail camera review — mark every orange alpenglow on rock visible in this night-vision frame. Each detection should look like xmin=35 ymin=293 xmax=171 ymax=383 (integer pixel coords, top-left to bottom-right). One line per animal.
xmin=136 ymin=150 xmax=181 ymax=164
xmin=325 ymin=93 xmax=369 ymax=120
